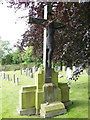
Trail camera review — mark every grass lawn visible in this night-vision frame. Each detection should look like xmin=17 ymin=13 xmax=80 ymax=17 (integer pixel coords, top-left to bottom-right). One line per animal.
xmin=0 ymin=69 xmax=88 ymax=119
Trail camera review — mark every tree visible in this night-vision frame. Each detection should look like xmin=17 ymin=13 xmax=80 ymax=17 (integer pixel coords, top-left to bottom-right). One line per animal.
xmin=12 ymin=48 xmax=22 ymax=64
xmin=22 ymin=46 xmax=35 ymax=64
xmin=5 ymin=1 xmax=90 ymax=66
xmin=0 ymin=40 xmax=12 ymax=63
xmin=1 ymin=54 xmax=13 ymax=65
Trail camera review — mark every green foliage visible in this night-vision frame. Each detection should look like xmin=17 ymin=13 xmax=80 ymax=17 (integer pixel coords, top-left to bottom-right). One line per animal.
xmin=0 ymin=40 xmax=12 ymax=63
xmin=0 ymin=46 xmax=35 ymax=65
xmin=1 ymin=54 xmax=13 ymax=65
xmin=22 ymin=46 xmax=35 ymax=63
xmin=12 ymin=52 xmax=21 ymax=64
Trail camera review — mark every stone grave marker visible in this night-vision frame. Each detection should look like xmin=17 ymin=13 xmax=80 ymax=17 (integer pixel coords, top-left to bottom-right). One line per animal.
xmin=16 ymin=77 xmax=19 ymax=85
xmin=26 ymin=68 xmax=29 ymax=76
xmin=58 ymin=66 xmax=61 ymax=72
xmin=62 ymin=66 xmax=66 ymax=72
xmin=86 ymin=67 xmax=90 ymax=75
xmin=5 ymin=73 xmax=9 ymax=81
xmin=2 ymin=72 xmax=5 ymax=79
xmin=12 ymin=74 xmax=15 ymax=83
xmin=30 ymin=73 xmax=33 ymax=78
xmin=66 ymin=67 xmax=72 ymax=79
xmin=32 ymin=66 xmax=36 ymax=74
xmin=20 ymin=68 xmax=23 ymax=75
xmin=73 ymin=66 xmax=76 ymax=72
xmin=0 ymin=72 xmax=2 ymax=79
xmin=29 ymin=68 xmax=33 ymax=78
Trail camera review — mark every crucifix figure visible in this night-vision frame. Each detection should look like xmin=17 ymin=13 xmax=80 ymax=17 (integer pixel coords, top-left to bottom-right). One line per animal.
xmin=29 ymin=16 xmax=65 ymax=83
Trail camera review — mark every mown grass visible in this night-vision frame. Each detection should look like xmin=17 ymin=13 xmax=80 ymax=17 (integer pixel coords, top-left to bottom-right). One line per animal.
xmin=0 ymin=69 xmax=88 ymax=118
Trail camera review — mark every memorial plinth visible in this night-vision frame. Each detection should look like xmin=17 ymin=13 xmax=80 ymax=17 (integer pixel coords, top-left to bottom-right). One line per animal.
xmin=40 ymin=102 xmax=67 ymax=118
xmin=17 ymin=68 xmax=71 ymax=118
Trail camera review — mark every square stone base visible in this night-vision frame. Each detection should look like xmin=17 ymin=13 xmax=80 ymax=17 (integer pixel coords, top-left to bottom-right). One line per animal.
xmin=40 ymin=102 xmax=67 ymax=118
xmin=17 ymin=106 xmax=36 ymax=116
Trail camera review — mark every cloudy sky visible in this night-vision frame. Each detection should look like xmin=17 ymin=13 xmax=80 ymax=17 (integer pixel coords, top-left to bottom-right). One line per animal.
xmin=0 ymin=2 xmax=29 ymax=47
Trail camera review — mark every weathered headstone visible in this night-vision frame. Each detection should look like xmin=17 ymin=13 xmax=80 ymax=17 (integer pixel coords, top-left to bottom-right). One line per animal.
xmin=26 ymin=68 xmax=29 ymax=76
xmin=58 ymin=66 xmax=61 ymax=72
xmin=32 ymin=66 xmax=36 ymax=74
xmin=28 ymin=68 xmax=33 ymax=78
xmin=62 ymin=66 xmax=66 ymax=72
xmin=12 ymin=74 xmax=15 ymax=83
xmin=2 ymin=72 xmax=5 ymax=79
xmin=0 ymin=72 xmax=2 ymax=79
xmin=20 ymin=68 xmax=23 ymax=75
xmin=73 ymin=66 xmax=76 ymax=72
xmin=66 ymin=67 xmax=72 ymax=79
xmin=5 ymin=73 xmax=9 ymax=81
xmin=86 ymin=67 xmax=90 ymax=75
xmin=30 ymin=72 xmax=33 ymax=78
xmin=16 ymin=77 xmax=19 ymax=85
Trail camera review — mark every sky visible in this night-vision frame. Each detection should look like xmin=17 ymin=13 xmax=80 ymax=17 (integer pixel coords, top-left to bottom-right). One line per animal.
xmin=0 ymin=2 xmax=29 ymax=48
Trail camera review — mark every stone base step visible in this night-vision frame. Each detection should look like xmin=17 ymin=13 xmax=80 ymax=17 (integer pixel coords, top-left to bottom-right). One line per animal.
xmin=17 ymin=106 xmax=36 ymax=116
xmin=40 ymin=101 xmax=67 ymax=118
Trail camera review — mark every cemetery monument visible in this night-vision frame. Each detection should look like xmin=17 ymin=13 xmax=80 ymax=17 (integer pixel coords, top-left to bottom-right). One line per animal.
xmin=17 ymin=4 xmax=72 ymax=118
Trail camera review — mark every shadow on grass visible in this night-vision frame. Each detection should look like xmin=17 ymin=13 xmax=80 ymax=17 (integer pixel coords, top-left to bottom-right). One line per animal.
xmin=67 ymin=99 xmax=88 ymax=112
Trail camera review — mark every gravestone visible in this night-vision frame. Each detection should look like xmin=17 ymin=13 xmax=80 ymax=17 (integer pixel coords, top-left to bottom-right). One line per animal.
xmin=86 ymin=67 xmax=90 ymax=75
xmin=12 ymin=74 xmax=15 ymax=83
xmin=62 ymin=66 xmax=66 ymax=72
xmin=0 ymin=72 xmax=2 ymax=79
xmin=58 ymin=66 xmax=61 ymax=72
xmin=73 ymin=66 xmax=76 ymax=72
xmin=16 ymin=77 xmax=19 ymax=85
xmin=30 ymin=72 xmax=33 ymax=78
xmin=66 ymin=67 xmax=72 ymax=79
xmin=2 ymin=72 xmax=5 ymax=79
xmin=26 ymin=68 xmax=29 ymax=76
xmin=5 ymin=73 xmax=9 ymax=81
xmin=20 ymin=68 xmax=23 ymax=75
xmin=32 ymin=66 xmax=36 ymax=74
xmin=29 ymin=68 xmax=33 ymax=78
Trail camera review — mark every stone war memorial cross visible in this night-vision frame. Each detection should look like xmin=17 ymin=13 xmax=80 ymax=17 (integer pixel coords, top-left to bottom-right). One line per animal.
xmin=17 ymin=4 xmax=72 ymax=118
xmin=29 ymin=6 xmax=65 ymax=83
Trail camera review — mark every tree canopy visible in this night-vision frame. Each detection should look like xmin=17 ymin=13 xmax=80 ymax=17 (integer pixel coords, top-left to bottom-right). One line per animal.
xmin=4 ymin=1 xmax=90 ymax=66
xmin=0 ymin=40 xmax=12 ymax=63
